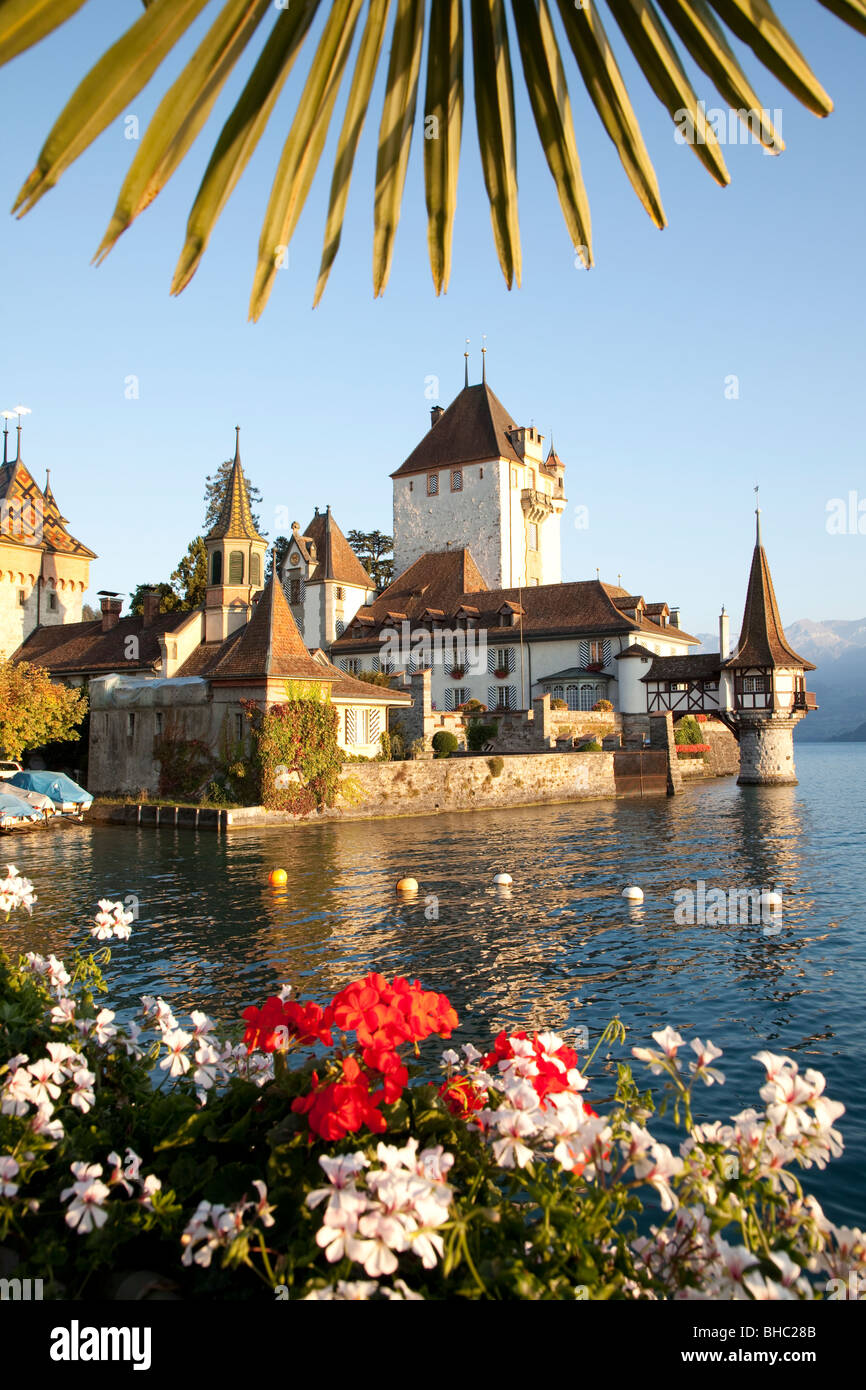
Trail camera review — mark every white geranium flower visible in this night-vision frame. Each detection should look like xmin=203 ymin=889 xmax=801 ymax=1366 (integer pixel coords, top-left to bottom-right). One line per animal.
xmin=0 ymin=1155 xmax=20 ymax=1196
xmin=159 ymin=1029 xmax=193 ymax=1076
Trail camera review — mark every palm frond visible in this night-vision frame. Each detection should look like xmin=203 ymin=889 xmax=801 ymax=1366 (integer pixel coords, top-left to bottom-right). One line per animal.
xmin=373 ymin=0 xmax=425 ymax=298
xmin=472 ymin=0 xmax=521 ymax=288
xmin=0 ymin=0 xmax=88 ymax=66
xmin=424 ymin=0 xmax=464 ymax=294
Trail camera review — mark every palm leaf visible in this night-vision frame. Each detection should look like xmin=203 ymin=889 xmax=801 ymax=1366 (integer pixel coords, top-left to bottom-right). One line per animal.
xmin=656 ymin=0 xmax=783 ymax=152
xmin=511 ymin=0 xmax=593 ymax=267
xmin=424 ymin=0 xmax=464 ymax=294
xmin=94 ymin=0 xmax=272 ymax=265
xmin=13 ymin=0 xmax=212 ymax=216
xmin=607 ymin=0 xmax=729 ymax=184
xmin=373 ymin=0 xmax=425 ymax=298
xmin=708 ymin=0 xmax=833 ymax=115
xmin=313 ymin=0 xmax=392 ymax=308
xmin=555 ymin=0 xmax=666 ymax=229
xmin=248 ymin=0 xmax=365 ymax=322
xmin=171 ymin=0 xmax=321 ymax=295
xmin=818 ymin=0 xmax=866 ymax=36
xmin=471 ymin=0 xmax=521 ymax=288
xmin=0 ymin=0 xmax=88 ymax=67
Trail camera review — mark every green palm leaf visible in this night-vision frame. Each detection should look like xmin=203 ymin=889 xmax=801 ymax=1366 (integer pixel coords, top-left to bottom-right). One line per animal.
xmin=3 ymin=0 xmax=863 ymax=312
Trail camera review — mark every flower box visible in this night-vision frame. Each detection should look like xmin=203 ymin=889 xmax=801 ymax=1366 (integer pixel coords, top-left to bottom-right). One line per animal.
xmin=493 ymin=667 xmax=510 ymax=679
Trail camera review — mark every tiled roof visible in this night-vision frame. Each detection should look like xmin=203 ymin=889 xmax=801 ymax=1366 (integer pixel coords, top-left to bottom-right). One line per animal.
xmin=205 ymin=576 xmax=330 ymax=682
xmin=332 ymin=551 xmax=698 ymax=648
xmin=391 ymin=383 xmax=524 ymax=477
xmin=725 ymin=533 xmax=815 ymax=671
xmin=614 ymin=643 xmax=657 ymax=660
xmin=539 ymin=667 xmax=617 ymax=682
xmin=12 ymin=610 xmax=191 ymax=674
xmin=302 ymin=508 xmax=373 ymax=588
xmin=641 ymin=653 xmax=723 ymax=682
xmin=0 ymin=457 xmax=96 ymax=559
xmin=205 ymin=430 xmax=266 ymax=544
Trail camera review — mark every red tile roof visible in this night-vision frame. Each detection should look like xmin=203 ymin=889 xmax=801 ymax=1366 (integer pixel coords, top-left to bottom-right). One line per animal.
xmin=301 ymin=508 xmax=373 ymax=588
xmin=205 ymin=577 xmax=332 ymax=682
xmin=391 ymin=383 xmax=524 ymax=477
xmin=12 ymin=610 xmax=191 ymax=674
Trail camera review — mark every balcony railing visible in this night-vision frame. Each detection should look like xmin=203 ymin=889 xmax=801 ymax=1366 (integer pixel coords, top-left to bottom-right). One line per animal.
xmin=793 ymin=690 xmax=818 ymax=710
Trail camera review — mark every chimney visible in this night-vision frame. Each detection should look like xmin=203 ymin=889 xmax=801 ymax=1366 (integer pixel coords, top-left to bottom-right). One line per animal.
xmin=719 ymin=605 xmax=730 ymax=659
xmin=99 ymin=592 xmax=123 ymax=632
xmin=430 ymin=405 xmax=444 ymax=426
xmin=141 ymin=589 xmax=160 ymax=628
xmin=669 ymin=607 xmax=680 ymax=629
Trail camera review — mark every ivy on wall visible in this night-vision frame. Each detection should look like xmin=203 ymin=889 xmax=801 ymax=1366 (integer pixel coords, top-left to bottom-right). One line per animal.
xmin=153 ymin=714 xmax=214 ymax=801
xmin=243 ymin=686 xmax=343 ymax=815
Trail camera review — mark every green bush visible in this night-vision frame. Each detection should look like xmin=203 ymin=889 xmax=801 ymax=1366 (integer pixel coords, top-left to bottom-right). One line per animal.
xmin=462 ymin=698 xmax=487 ymax=715
xmin=378 ymin=729 xmax=391 ymax=761
xmin=466 ymin=722 xmax=498 ymax=751
xmin=579 ymin=739 xmax=603 ymax=752
xmin=593 ymin=698 xmax=614 ymax=712
xmin=487 ymin=755 xmax=504 ymax=777
xmin=675 ymin=715 xmax=703 ymax=746
xmin=432 ymin=730 xmax=459 ymax=759
xmin=550 ymin=697 xmax=567 ymax=710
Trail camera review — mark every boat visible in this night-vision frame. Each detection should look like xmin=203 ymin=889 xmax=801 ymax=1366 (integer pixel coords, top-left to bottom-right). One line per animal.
xmin=0 ymin=789 xmax=43 ymax=832
xmin=6 ymin=786 xmax=57 ymax=817
xmin=9 ymin=771 xmax=93 ymax=819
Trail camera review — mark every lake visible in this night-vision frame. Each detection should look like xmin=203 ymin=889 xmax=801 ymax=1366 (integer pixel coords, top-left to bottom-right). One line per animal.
xmin=3 ymin=743 xmax=864 ymax=1224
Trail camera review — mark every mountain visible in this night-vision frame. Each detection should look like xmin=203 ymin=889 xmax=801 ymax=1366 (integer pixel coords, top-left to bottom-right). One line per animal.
xmin=690 ymin=619 xmax=866 ymax=740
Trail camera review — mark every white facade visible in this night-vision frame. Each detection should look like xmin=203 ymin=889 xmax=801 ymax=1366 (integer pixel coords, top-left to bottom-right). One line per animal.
xmin=281 ymin=532 xmax=374 ymax=650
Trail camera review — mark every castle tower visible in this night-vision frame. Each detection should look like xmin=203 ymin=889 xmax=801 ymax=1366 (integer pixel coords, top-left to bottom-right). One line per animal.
xmin=391 ymin=370 xmax=566 ymax=589
xmin=725 ymin=507 xmax=816 ymax=785
xmin=204 ymin=428 xmax=267 ymax=643
xmin=279 ymin=505 xmax=375 ymax=649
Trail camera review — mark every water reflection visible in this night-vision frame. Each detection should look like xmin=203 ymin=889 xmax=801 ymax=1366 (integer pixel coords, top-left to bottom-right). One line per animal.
xmin=3 ymin=747 xmax=864 ymax=1222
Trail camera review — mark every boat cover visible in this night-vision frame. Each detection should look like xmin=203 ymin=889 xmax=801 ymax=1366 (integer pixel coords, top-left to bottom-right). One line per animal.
xmin=10 ymin=771 xmax=93 ymax=808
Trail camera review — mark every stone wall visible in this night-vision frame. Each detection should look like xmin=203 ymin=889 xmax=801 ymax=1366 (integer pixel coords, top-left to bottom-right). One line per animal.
xmin=736 ymin=714 xmax=802 ymax=785
xmin=334 ymin=747 xmax=616 ymax=818
xmin=701 ymin=719 xmax=739 ymax=776
xmin=648 ymin=711 xmax=682 ymax=795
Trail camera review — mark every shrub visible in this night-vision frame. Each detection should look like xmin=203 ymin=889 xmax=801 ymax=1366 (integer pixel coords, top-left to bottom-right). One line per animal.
xmin=378 ymin=729 xmax=391 ymax=761
xmin=579 ymin=739 xmax=602 ymax=752
xmin=467 ymin=721 xmax=498 ymax=751
xmin=674 ymin=715 xmax=703 ymax=746
xmin=462 ymin=699 xmax=487 ymax=715
xmin=244 ymin=690 xmax=343 ymax=814
xmin=487 ymin=755 xmax=504 ymax=777
xmin=432 ymin=730 xmax=458 ymax=759
xmin=550 ymin=697 xmax=568 ymax=710
xmin=0 ymin=866 xmax=858 ymax=1303
xmin=153 ymin=717 xmax=214 ymax=801
xmin=592 ymin=698 xmax=614 ymax=712
xmin=355 ymin=669 xmax=393 ymax=687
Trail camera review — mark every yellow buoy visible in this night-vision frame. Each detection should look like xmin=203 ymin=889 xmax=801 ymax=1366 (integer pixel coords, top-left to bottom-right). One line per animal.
xmin=268 ymin=868 xmax=288 ymax=887
xmin=396 ymin=876 xmax=419 ymax=895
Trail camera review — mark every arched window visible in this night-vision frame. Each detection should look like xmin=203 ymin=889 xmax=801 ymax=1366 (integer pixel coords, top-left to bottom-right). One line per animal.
xmin=566 ymin=685 xmax=580 ymax=711
xmin=595 ymin=683 xmax=607 ymax=702
xmin=552 ymin=684 xmax=564 ymax=701
xmin=250 ymin=552 xmax=261 ymax=587
xmin=229 ymin=550 xmax=244 ymax=583
xmin=211 ymin=551 xmax=222 ymax=585
xmin=579 ymin=685 xmax=594 ymax=710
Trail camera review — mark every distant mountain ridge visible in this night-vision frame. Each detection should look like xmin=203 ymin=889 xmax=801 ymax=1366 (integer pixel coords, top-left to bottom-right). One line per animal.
xmin=692 ymin=618 xmax=866 ymax=740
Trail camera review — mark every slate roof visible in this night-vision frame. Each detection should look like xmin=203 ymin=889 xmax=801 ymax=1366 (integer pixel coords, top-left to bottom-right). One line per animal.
xmin=539 ymin=667 xmax=618 ymax=683
xmin=615 ymin=643 xmax=657 ymax=660
xmin=331 ymin=552 xmax=699 ymax=649
xmin=725 ymin=529 xmax=815 ymax=671
xmin=12 ymin=610 xmax=192 ymax=674
xmin=301 ymin=508 xmax=373 ymax=588
xmin=391 ymin=383 xmax=524 ymax=477
xmin=641 ymin=653 xmax=723 ymax=683
xmin=0 ymin=456 xmax=96 ymax=559
xmin=205 ymin=430 xmax=266 ymax=544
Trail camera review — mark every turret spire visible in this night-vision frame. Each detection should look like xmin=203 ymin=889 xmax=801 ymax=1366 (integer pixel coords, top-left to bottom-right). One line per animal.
xmin=464 ymin=339 xmax=469 ymax=388
xmin=481 ymin=334 xmax=487 ymax=384
xmin=754 ymin=484 xmax=762 ymax=546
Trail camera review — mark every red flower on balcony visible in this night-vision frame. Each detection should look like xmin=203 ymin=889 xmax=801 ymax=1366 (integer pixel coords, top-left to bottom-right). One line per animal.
xmin=450 ymin=666 xmax=465 ymax=680
xmin=493 ymin=667 xmax=510 ymax=679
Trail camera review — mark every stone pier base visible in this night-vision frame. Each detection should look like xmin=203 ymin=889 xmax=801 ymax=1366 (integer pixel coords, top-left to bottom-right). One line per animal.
xmin=736 ymin=714 xmax=802 ymax=785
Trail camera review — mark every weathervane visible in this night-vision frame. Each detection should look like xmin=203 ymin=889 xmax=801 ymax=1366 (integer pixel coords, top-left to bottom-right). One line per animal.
xmin=481 ymin=333 xmax=487 ymax=384
xmin=754 ymin=484 xmax=762 ymax=544
xmin=464 ymin=338 xmax=470 ymax=388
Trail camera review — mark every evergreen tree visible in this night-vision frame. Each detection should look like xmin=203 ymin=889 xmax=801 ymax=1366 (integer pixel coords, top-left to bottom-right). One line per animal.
xmin=266 ymin=536 xmax=291 ymax=583
xmin=171 ymin=536 xmax=208 ymax=609
xmin=203 ymin=459 xmax=265 ymax=535
xmin=347 ymin=529 xmax=394 ymax=590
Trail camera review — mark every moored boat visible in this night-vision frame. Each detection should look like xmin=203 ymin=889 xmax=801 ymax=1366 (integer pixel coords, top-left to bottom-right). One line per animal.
xmin=0 ymin=790 xmax=43 ymax=832
xmin=9 ymin=771 xmax=93 ymax=819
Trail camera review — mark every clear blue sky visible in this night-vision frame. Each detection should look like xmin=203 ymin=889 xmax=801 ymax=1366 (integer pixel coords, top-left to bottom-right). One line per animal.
xmin=0 ymin=0 xmax=863 ymax=634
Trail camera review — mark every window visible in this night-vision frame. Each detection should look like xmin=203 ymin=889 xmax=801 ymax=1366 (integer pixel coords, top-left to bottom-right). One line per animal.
xmin=446 ymin=687 xmax=470 ymax=708
xmin=579 ymin=685 xmax=594 ymax=711
xmin=48 ymin=592 xmax=58 ymax=612
xmin=496 ymin=648 xmax=514 ymax=673
xmin=335 ymin=585 xmax=345 ymax=601
xmin=450 ymin=469 xmax=463 ymax=492
xmin=427 ymin=473 xmax=439 ymax=496
xmin=552 ymin=685 xmax=564 ymax=701
xmin=409 ymin=480 xmax=413 ymax=491
xmin=211 ymin=551 xmax=222 ymax=585
xmin=589 ymin=640 xmax=603 ymax=664
xmin=127 ymin=713 xmax=136 ymax=738
xmin=341 ymin=658 xmax=360 ymax=675
xmin=234 ymin=713 xmax=244 ymax=743
xmin=345 ymin=708 xmax=374 ymax=746
xmin=528 ymin=523 xmax=538 ymax=551
xmin=228 ymin=550 xmax=244 ymax=583
xmin=566 ymin=685 xmax=580 ymax=711
xmin=512 ymin=468 xmax=519 ymax=489
xmin=479 ymin=467 xmax=484 ymax=479
xmin=670 ymin=682 xmax=688 ymax=692
xmin=743 ymin=676 xmax=768 ymax=693
xmin=17 ymin=589 xmax=25 ymax=607
xmin=497 ymin=687 xmax=515 ymax=710
xmin=250 ymin=552 xmax=261 ymax=587
xmin=289 ymin=577 xmax=301 ymax=605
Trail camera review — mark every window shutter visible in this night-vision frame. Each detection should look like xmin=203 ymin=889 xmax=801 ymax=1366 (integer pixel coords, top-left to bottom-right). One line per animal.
xmin=444 ymin=689 xmax=454 ymax=711
xmin=487 ymin=647 xmax=496 ymax=674
xmin=602 ymin=639 xmax=612 ymax=666
xmin=579 ymin=639 xmax=590 ymax=665
xmin=368 ymin=708 xmax=381 ymax=742
xmin=487 ymin=686 xmax=497 ymax=709
xmin=345 ymin=709 xmax=357 ymax=745
xmin=508 ymin=685 xmax=517 ymax=709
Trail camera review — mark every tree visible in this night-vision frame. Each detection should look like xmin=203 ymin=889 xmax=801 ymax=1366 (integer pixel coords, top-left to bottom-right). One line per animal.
xmin=81 ymin=603 xmax=99 ymax=623
xmin=203 ymin=460 xmax=264 ymax=535
xmin=170 ymin=536 xmax=208 ymax=609
xmin=5 ymin=2 xmax=861 ymax=318
xmin=128 ymin=582 xmax=179 ymax=619
xmin=355 ymin=669 xmax=394 ymax=687
xmin=0 ymin=658 xmax=88 ymax=761
xmin=347 ymin=530 xmax=394 ymax=590
xmin=266 ymin=536 xmax=292 ymax=583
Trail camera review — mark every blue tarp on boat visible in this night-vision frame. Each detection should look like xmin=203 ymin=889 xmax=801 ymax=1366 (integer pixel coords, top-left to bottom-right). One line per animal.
xmin=10 ymin=771 xmax=93 ymax=809
xmin=0 ymin=790 xmax=41 ymax=823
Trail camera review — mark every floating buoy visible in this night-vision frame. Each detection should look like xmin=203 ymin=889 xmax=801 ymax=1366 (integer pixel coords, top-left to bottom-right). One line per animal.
xmin=268 ymin=868 xmax=288 ymax=887
xmin=396 ymin=877 xmax=419 ymax=895
xmin=761 ymin=890 xmax=783 ymax=913
xmin=622 ymin=886 xmax=644 ymax=902
xmin=493 ymin=872 xmax=513 ymax=886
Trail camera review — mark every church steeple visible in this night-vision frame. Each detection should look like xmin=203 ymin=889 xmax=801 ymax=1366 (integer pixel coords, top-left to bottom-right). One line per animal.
xmin=725 ymin=511 xmax=814 ymax=671
xmin=204 ymin=428 xmax=267 ymax=643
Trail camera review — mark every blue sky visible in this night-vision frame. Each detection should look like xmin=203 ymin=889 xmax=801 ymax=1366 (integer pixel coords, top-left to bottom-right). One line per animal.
xmin=0 ymin=0 xmax=863 ymax=634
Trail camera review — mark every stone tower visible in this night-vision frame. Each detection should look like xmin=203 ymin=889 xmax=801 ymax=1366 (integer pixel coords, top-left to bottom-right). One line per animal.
xmin=204 ymin=428 xmax=267 ymax=643
xmin=391 ymin=366 xmax=566 ymax=589
xmin=724 ymin=508 xmax=816 ymax=785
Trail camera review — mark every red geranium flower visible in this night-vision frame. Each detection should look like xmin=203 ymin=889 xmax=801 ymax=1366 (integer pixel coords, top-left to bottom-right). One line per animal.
xmin=439 ymin=1073 xmax=488 ymax=1120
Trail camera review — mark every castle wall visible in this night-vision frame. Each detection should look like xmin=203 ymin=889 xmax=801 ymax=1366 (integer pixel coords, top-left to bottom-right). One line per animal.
xmin=392 ymin=460 xmax=504 ymax=587
xmin=736 ymin=714 xmax=801 ymax=785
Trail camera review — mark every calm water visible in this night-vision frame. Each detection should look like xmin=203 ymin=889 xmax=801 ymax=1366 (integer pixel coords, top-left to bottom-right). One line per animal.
xmin=3 ymin=745 xmax=864 ymax=1223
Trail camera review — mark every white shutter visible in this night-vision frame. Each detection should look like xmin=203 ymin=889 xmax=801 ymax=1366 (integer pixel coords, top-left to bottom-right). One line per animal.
xmin=507 ymin=647 xmax=516 ymax=673
xmin=369 ymin=707 xmax=382 ymax=741
xmin=602 ymin=639 xmax=612 ymax=666
xmin=345 ymin=708 xmax=357 ymax=745
xmin=487 ymin=647 xmax=496 ymax=674
xmin=487 ymin=686 xmax=497 ymax=708
xmin=444 ymin=689 xmax=454 ymax=711
xmin=579 ymin=640 xmax=590 ymax=665
xmin=508 ymin=685 xmax=517 ymax=709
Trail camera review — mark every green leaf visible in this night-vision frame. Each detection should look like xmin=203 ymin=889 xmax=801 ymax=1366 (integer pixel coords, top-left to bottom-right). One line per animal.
xmin=13 ymin=0 xmax=213 ymax=216
xmin=554 ymin=0 xmax=666 ymax=229
xmin=511 ymin=0 xmax=593 ymax=267
xmin=607 ymin=0 xmax=729 ymax=186
xmin=708 ymin=0 xmax=833 ymax=115
xmin=373 ymin=0 xmax=425 ymax=298
xmin=248 ymin=0 xmax=365 ymax=322
xmin=171 ymin=0 xmax=322 ymax=295
xmin=313 ymin=0 xmax=392 ymax=307
xmin=0 ymin=0 xmax=88 ymax=67
xmin=424 ymin=0 xmax=464 ymax=294
xmin=471 ymin=0 xmax=521 ymax=288
xmin=817 ymin=0 xmax=866 ymax=37
xmin=656 ymin=0 xmax=784 ymax=152
xmin=94 ymin=0 xmax=273 ymax=265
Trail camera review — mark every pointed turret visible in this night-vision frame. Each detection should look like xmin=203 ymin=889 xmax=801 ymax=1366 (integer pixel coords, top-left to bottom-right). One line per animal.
xmin=206 ymin=427 xmax=266 ymax=544
xmin=725 ymin=510 xmax=814 ymax=671
xmin=206 ymin=574 xmax=334 ymax=684
xmin=204 ymin=428 xmax=268 ymax=642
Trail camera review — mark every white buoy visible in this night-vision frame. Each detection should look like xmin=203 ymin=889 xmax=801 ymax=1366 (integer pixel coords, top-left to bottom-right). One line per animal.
xmin=493 ymin=872 xmax=513 ymax=886
xmin=622 ymin=886 xmax=644 ymax=902
xmin=761 ymin=890 xmax=783 ymax=916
